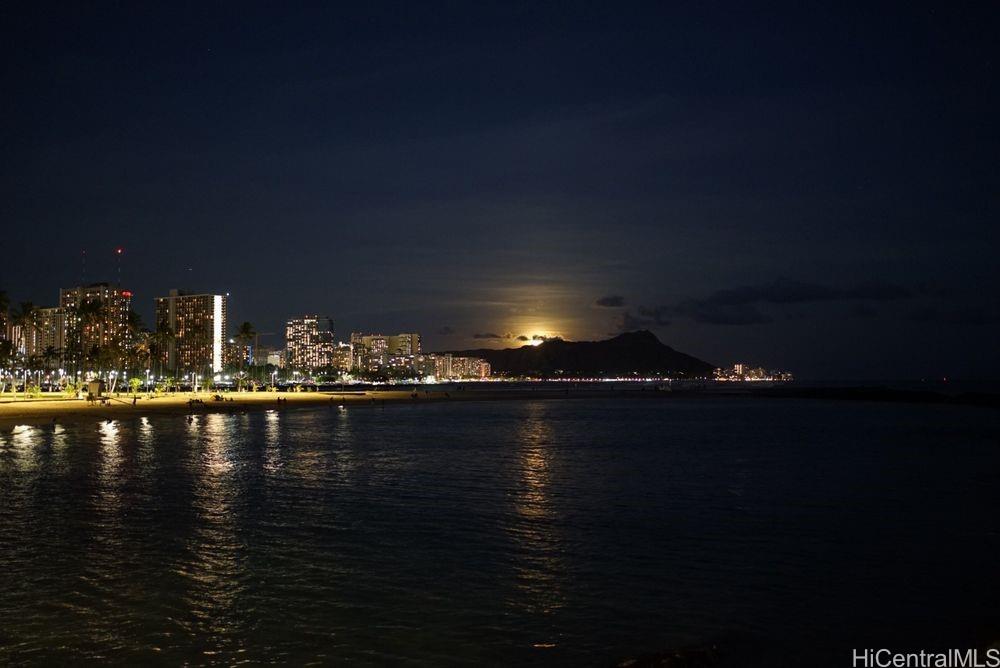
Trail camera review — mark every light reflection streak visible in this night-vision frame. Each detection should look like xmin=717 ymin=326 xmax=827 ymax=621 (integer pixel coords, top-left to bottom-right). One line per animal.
xmin=49 ymin=424 xmax=68 ymax=465
xmin=137 ymin=417 xmax=154 ymax=466
xmin=510 ymin=403 xmax=566 ymax=618
xmin=202 ymin=413 xmax=233 ymax=476
xmin=96 ymin=420 xmax=124 ymax=529
xmin=139 ymin=416 xmax=153 ymax=441
xmin=8 ymin=426 xmax=42 ymax=472
xmin=264 ymin=410 xmax=283 ymax=473
xmin=284 ymin=430 xmax=326 ymax=486
xmin=331 ymin=408 xmax=357 ymax=480
xmin=181 ymin=412 xmax=246 ymax=651
xmin=186 ymin=414 xmax=201 ymax=438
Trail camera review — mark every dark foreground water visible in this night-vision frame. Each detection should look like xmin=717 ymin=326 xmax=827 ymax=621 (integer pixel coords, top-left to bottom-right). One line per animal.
xmin=1 ymin=398 xmax=999 ymax=666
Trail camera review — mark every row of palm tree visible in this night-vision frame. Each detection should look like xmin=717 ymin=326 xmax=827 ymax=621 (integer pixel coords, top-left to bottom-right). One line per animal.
xmin=0 ymin=289 xmax=148 ymax=391
xmin=2 ymin=289 xmax=270 ymax=394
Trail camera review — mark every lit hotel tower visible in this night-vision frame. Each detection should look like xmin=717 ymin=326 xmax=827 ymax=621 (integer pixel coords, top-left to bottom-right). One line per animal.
xmin=155 ymin=290 xmax=228 ymax=373
xmin=285 ymin=316 xmax=336 ymax=370
xmin=60 ymin=283 xmax=133 ymax=352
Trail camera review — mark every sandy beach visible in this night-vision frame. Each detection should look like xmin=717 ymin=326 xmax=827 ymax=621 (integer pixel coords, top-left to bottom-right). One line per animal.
xmin=4 ymin=384 xmax=989 ymax=430
xmin=0 ymin=391 xmax=439 ymax=429
xmin=0 ymin=387 xmax=624 ymax=429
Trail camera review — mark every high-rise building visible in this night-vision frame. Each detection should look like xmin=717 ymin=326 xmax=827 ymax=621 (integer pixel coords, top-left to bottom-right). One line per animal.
xmin=24 ymin=307 xmax=69 ymax=361
xmin=331 ymin=343 xmax=353 ymax=373
xmin=350 ymin=333 xmax=421 ymax=355
xmin=266 ymin=349 xmax=287 ymax=368
xmin=262 ymin=349 xmax=288 ymax=369
xmin=286 ymin=316 xmax=336 ymax=370
xmin=155 ymin=290 xmax=228 ymax=373
xmin=254 ymin=345 xmax=287 ymax=369
xmin=224 ymin=339 xmax=252 ymax=369
xmin=433 ymin=353 xmax=452 ymax=379
xmin=60 ymin=283 xmax=133 ymax=358
xmin=411 ymin=353 xmax=490 ymax=380
xmin=388 ymin=333 xmax=420 ymax=355
xmin=449 ymin=356 xmax=490 ymax=379
xmin=5 ymin=325 xmax=25 ymax=356
xmin=349 ymin=332 xmax=421 ymax=371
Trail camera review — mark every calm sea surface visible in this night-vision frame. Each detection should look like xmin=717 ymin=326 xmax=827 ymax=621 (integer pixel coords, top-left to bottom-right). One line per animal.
xmin=1 ymin=398 xmax=999 ymax=666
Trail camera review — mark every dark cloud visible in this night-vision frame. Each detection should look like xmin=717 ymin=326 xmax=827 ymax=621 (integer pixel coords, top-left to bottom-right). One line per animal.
xmin=848 ymin=303 xmax=879 ymax=319
xmin=621 ymin=313 xmax=649 ymax=331
xmin=700 ymin=278 xmax=911 ymax=308
xmin=619 ymin=278 xmax=913 ymax=330
xmin=477 ymin=332 xmax=533 ymax=341
xmin=673 ymin=301 xmax=773 ymax=325
xmin=907 ymin=307 xmax=999 ymax=326
xmin=437 ymin=325 xmax=455 ymax=335
xmin=595 ymin=295 xmax=626 ymax=308
xmin=620 ymin=306 xmax=671 ymax=330
xmin=637 ymin=306 xmax=671 ymax=322
xmin=842 ymin=282 xmax=913 ymax=301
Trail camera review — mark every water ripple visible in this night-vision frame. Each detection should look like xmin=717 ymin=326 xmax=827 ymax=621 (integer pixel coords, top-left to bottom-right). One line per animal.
xmin=1 ymin=399 xmax=999 ymax=665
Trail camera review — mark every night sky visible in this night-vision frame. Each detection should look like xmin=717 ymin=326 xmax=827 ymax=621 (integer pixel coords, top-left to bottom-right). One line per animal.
xmin=2 ymin=2 xmax=998 ymax=379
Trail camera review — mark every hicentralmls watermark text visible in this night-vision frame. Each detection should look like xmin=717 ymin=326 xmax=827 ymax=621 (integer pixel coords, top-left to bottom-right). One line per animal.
xmin=853 ymin=649 xmax=1000 ymax=668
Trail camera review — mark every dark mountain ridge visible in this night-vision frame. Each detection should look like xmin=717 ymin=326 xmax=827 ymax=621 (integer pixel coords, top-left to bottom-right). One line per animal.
xmin=445 ymin=330 xmax=714 ymax=378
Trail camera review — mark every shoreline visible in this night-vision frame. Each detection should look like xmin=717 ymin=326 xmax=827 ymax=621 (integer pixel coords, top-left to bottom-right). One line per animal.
xmin=0 ymin=388 xmax=629 ymax=429
xmin=1 ymin=385 xmax=996 ymax=430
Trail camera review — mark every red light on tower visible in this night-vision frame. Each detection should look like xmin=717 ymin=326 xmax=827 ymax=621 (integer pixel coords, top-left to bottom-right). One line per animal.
xmin=115 ymin=247 xmax=125 ymax=289
xmin=122 ymin=290 xmax=133 ymax=298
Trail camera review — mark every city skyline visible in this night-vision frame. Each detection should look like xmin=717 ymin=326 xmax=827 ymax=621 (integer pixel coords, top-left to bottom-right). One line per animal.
xmin=4 ymin=274 xmax=553 ymax=353
xmin=1 ymin=279 xmax=504 ymax=382
xmin=2 ymin=4 xmax=998 ymax=380
xmin=3 ymin=266 xmax=570 ymax=353
xmin=1 ymin=258 xmax=995 ymax=379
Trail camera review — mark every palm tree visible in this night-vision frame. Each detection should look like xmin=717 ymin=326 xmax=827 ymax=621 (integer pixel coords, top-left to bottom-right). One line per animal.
xmin=126 ymin=310 xmax=143 ymax=350
xmin=42 ymin=345 xmax=60 ymax=370
xmin=151 ymin=322 xmax=176 ymax=379
xmin=10 ymin=301 xmax=37 ymax=360
xmin=0 ymin=290 xmax=10 ymax=394
xmin=187 ymin=322 xmax=210 ymax=391
xmin=126 ymin=330 xmax=152 ymax=390
xmin=133 ymin=330 xmax=151 ymax=368
xmin=9 ymin=302 xmax=38 ymax=397
xmin=42 ymin=345 xmax=62 ymax=391
xmin=0 ymin=289 xmax=9 ymax=334
xmin=234 ymin=321 xmax=256 ymax=391
xmin=84 ymin=344 xmax=101 ymax=380
xmin=122 ymin=309 xmax=147 ymax=377
xmin=98 ymin=343 xmax=124 ymax=393
xmin=0 ymin=338 xmax=13 ymax=394
xmin=72 ymin=299 xmax=104 ymax=381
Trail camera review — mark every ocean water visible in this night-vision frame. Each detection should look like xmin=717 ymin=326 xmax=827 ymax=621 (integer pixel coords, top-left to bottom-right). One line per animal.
xmin=1 ymin=398 xmax=998 ymax=666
